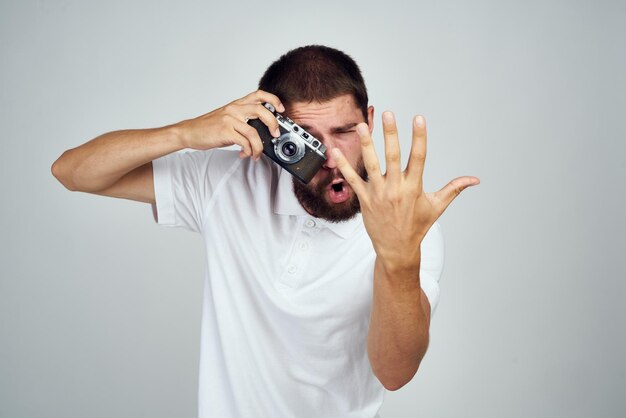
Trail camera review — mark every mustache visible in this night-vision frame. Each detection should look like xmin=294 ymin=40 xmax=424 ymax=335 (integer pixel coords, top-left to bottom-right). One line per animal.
xmin=318 ymin=169 xmax=345 ymax=189
xmin=318 ymin=160 xmax=367 ymax=188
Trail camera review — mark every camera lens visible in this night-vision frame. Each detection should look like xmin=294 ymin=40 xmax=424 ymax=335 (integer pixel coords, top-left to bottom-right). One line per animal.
xmin=293 ymin=126 xmax=299 ymax=132
xmin=312 ymin=140 xmax=319 ymax=147
xmin=275 ymin=132 xmax=305 ymax=164
xmin=282 ymin=142 xmax=297 ymax=157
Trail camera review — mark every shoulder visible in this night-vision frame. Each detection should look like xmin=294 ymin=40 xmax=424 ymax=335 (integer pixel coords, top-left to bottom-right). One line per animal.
xmin=420 ymin=222 xmax=445 ymax=272
xmin=422 ymin=222 xmax=444 ymax=249
xmin=228 ymin=152 xmax=280 ymax=189
xmin=168 ymin=148 xmax=277 ymax=187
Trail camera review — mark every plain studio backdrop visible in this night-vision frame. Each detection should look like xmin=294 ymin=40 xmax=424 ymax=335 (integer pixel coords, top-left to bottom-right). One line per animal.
xmin=1 ymin=0 xmax=624 ymax=417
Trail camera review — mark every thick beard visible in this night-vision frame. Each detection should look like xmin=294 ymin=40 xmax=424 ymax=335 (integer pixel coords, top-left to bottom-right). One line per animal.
xmin=292 ymin=159 xmax=367 ymax=223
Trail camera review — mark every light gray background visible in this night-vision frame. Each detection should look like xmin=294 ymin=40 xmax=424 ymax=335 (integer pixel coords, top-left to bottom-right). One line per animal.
xmin=1 ymin=0 xmax=624 ymax=417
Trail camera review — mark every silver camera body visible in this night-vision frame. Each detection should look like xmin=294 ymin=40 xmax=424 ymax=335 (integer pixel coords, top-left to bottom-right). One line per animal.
xmin=248 ymin=103 xmax=327 ymax=184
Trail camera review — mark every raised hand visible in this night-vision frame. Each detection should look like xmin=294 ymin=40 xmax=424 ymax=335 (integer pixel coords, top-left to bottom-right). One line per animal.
xmin=332 ymin=111 xmax=480 ymax=275
xmin=175 ymin=90 xmax=284 ymax=160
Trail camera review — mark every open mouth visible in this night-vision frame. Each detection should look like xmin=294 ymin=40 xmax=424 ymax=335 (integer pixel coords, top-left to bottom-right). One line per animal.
xmin=328 ymin=180 xmax=349 ymax=204
xmin=331 ymin=182 xmax=344 ymax=192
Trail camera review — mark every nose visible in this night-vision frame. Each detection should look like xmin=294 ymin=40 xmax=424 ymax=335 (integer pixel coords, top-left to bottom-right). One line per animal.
xmin=321 ymin=138 xmax=337 ymax=169
xmin=323 ymin=149 xmax=337 ymax=169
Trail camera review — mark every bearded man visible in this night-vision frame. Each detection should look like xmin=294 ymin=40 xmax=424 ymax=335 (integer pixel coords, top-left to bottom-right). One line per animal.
xmin=52 ymin=45 xmax=479 ymax=418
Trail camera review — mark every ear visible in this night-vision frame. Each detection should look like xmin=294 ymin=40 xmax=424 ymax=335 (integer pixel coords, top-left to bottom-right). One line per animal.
xmin=367 ymin=105 xmax=375 ymax=133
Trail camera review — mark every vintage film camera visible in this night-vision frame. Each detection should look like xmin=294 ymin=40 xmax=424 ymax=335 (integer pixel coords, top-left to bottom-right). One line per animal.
xmin=247 ymin=103 xmax=327 ymax=184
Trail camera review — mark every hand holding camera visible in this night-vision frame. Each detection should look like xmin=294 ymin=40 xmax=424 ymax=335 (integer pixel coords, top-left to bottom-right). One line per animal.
xmin=174 ymin=90 xmax=284 ymax=160
xmin=173 ymin=89 xmax=326 ymax=183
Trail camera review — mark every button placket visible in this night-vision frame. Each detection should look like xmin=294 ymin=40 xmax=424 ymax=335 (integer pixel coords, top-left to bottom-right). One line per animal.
xmin=276 ymin=217 xmax=319 ymax=289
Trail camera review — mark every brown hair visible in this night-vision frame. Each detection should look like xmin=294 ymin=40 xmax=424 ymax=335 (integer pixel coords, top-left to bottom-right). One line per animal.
xmin=258 ymin=45 xmax=369 ymax=120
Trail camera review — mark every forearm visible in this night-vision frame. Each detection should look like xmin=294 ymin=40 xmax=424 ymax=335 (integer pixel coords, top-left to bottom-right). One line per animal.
xmin=52 ymin=91 xmax=286 ymax=193
xmin=367 ymin=256 xmax=430 ymax=391
xmin=333 ymin=109 xmax=478 ymax=391
xmin=52 ymin=124 xmax=183 ymax=192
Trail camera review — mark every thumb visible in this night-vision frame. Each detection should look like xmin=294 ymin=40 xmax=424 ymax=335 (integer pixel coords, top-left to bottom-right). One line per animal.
xmin=433 ymin=176 xmax=480 ymax=211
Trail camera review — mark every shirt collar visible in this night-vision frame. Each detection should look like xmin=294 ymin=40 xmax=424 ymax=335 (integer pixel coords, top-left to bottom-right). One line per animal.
xmin=273 ymin=168 xmax=363 ymax=239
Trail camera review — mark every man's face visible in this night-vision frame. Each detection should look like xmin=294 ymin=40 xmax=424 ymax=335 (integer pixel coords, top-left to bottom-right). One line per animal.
xmin=284 ymin=94 xmax=374 ymax=223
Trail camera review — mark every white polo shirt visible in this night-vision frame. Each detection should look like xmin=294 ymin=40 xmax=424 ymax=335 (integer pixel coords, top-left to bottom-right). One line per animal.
xmin=152 ymin=149 xmax=444 ymax=418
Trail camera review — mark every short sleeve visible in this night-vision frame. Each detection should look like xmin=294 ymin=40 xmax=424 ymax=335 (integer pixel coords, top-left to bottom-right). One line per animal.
xmin=151 ymin=149 xmax=241 ymax=233
xmin=419 ymin=221 xmax=445 ymax=316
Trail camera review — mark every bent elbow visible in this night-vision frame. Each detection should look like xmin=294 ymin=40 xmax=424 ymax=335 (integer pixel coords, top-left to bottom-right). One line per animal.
xmin=382 ymin=380 xmax=407 ymax=392
xmin=372 ymin=361 xmax=421 ymax=392
xmin=51 ymin=153 xmax=77 ymax=191
xmin=379 ymin=375 xmax=413 ymax=392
